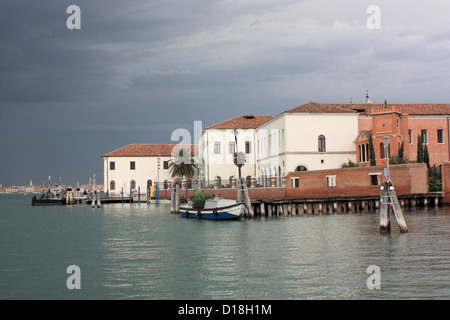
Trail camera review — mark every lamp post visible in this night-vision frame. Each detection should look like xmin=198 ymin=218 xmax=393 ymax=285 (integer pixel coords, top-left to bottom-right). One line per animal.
xmin=383 ymin=136 xmax=390 ymax=181
xmin=233 ymin=129 xmax=241 ymax=180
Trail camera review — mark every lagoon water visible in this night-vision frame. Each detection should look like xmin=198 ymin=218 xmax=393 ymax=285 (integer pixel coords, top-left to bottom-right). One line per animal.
xmin=0 ymin=194 xmax=449 ymax=300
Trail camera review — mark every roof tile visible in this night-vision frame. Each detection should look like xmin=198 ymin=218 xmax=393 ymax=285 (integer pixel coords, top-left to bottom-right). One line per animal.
xmin=205 ymin=114 xmax=272 ymax=130
xmin=102 ymin=144 xmax=195 ymax=157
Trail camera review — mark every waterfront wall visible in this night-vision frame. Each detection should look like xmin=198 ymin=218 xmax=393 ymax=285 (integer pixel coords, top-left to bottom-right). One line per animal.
xmin=443 ymin=162 xmax=450 ymax=204
xmin=285 ymin=163 xmax=428 ymax=198
xmin=156 ymin=163 xmax=429 ymax=201
xmin=159 ymin=186 xmax=286 ymax=201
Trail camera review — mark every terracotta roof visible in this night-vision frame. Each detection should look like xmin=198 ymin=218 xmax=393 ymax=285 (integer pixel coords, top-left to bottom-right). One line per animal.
xmin=205 ymin=114 xmax=272 ymax=130
xmin=285 ymin=101 xmax=358 ymax=114
xmin=285 ymin=102 xmax=450 ymax=115
xmin=102 ymin=144 xmax=195 ymax=157
xmin=341 ymin=103 xmax=450 ymax=115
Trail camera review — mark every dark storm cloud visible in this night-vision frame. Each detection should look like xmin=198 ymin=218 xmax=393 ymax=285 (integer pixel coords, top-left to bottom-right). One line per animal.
xmin=1 ymin=0 xmax=449 ymax=186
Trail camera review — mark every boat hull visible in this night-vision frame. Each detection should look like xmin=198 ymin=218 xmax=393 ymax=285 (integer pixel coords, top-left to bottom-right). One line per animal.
xmin=32 ymin=197 xmax=65 ymax=205
xmin=179 ymin=203 xmax=245 ymax=220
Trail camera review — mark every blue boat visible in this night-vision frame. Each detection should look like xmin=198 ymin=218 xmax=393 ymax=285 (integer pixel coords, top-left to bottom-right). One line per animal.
xmin=179 ymin=198 xmax=245 ymax=220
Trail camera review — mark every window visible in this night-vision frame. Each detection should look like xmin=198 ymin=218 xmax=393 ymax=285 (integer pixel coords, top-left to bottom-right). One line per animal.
xmin=228 ymin=142 xmax=235 ymax=154
xmin=437 ymin=129 xmax=444 ymax=144
xmin=214 ymin=142 xmax=221 ymax=154
xmin=130 ymin=161 xmax=135 ymax=170
xmin=369 ymin=173 xmax=380 ymax=186
xmin=318 ymin=135 xmax=326 ymax=152
xmin=130 ymin=180 xmax=136 ymax=190
xmin=245 ymin=141 xmax=251 ymax=154
xmin=163 ymin=161 xmax=169 ymax=169
xmin=110 ymin=161 xmax=115 ymax=170
xmin=327 ymin=175 xmax=336 ymax=187
xmin=110 ymin=180 xmax=115 ymax=191
xmin=295 ymin=165 xmax=307 ymax=172
xmin=408 ymin=130 xmax=412 ymax=144
xmin=379 ymin=143 xmax=385 ymax=159
xmin=147 ymin=180 xmax=152 ymax=187
xmin=291 ymin=177 xmax=300 ymax=188
xmin=421 ymin=130 xmax=428 ymax=144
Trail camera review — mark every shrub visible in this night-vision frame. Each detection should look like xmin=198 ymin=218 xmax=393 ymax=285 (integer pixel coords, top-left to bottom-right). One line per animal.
xmin=341 ymin=159 xmax=358 ymax=168
xmin=189 ymin=191 xmax=213 ymax=209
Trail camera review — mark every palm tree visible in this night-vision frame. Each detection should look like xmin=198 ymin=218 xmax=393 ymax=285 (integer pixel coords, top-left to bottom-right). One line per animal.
xmin=168 ymin=146 xmax=197 ymax=181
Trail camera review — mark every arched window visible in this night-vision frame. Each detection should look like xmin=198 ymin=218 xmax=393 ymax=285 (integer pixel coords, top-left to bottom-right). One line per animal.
xmin=380 ymin=142 xmax=385 ymax=159
xmin=130 ymin=180 xmax=136 ymax=190
xmin=295 ymin=165 xmax=308 ymax=172
xmin=147 ymin=179 xmax=152 ymax=187
xmin=318 ymin=135 xmax=326 ymax=152
xmin=110 ymin=180 xmax=115 ymax=191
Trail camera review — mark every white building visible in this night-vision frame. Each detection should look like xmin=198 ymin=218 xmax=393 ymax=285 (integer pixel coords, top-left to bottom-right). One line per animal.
xmin=102 ymin=102 xmax=359 ymax=192
xmin=102 ymin=144 xmax=194 ymax=196
xmin=257 ymin=102 xmax=359 ymax=186
xmin=198 ymin=114 xmax=272 ymax=186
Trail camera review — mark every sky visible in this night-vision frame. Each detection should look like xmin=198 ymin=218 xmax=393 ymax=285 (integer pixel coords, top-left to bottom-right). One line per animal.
xmin=1 ymin=0 xmax=449 ymax=187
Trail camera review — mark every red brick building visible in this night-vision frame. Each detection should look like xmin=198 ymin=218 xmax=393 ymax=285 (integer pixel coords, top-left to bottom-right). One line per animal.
xmin=306 ymin=97 xmax=450 ymax=167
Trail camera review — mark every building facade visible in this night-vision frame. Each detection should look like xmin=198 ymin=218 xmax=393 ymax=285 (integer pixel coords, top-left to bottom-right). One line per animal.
xmin=102 ymin=144 xmax=194 ymax=196
xmin=350 ymin=101 xmax=450 ymax=166
xmin=256 ymin=102 xmax=359 ymax=186
xmin=198 ymin=114 xmax=272 ymax=186
xmin=102 ymin=98 xmax=449 ymax=193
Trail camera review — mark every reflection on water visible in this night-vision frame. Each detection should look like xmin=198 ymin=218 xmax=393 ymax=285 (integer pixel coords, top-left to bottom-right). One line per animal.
xmin=0 ymin=195 xmax=449 ymax=299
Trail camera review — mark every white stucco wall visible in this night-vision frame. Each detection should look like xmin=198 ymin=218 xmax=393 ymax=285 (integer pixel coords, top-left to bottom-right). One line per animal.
xmin=257 ymin=112 xmax=358 ymax=175
xmin=103 ymin=156 xmax=174 ymax=195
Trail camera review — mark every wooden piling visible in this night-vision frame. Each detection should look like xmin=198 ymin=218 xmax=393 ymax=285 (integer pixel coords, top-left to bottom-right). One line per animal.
xmin=260 ymin=202 xmax=265 ymax=216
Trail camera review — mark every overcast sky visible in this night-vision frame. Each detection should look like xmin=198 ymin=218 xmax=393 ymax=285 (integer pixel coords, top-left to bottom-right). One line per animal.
xmin=1 ymin=0 xmax=449 ymax=187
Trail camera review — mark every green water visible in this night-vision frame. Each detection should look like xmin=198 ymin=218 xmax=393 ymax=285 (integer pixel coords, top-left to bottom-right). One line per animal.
xmin=0 ymin=194 xmax=449 ymax=299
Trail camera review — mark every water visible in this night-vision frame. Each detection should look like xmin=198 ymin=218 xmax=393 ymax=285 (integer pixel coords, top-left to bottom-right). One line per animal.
xmin=0 ymin=194 xmax=449 ymax=300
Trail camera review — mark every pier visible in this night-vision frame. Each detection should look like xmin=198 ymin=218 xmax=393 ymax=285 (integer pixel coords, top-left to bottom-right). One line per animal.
xmin=246 ymin=192 xmax=442 ymax=217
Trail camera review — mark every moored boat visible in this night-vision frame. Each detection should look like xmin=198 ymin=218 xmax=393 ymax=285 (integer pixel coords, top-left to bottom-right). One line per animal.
xmin=179 ymin=198 xmax=245 ymax=220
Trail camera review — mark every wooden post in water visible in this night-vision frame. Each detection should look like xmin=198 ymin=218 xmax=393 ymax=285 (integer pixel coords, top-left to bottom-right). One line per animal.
xmin=174 ymin=183 xmax=180 ymax=214
xmin=379 ymin=182 xmax=391 ymax=233
xmin=380 ymin=181 xmax=408 ymax=233
xmin=237 ymin=178 xmax=253 ymax=217
xmin=170 ymin=184 xmax=175 ymax=213
xmin=97 ymin=191 xmax=102 ymax=208
xmin=260 ymin=202 xmax=265 ymax=216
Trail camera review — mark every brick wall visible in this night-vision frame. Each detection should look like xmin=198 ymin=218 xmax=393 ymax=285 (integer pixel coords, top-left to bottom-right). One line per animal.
xmin=443 ymin=162 xmax=450 ymax=204
xmin=159 ymin=163 xmax=429 ymax=201
xmin=158 ymin=187 xmax=286 ymax=200
xmin=286 ymin=163 xmax=428 ymax=198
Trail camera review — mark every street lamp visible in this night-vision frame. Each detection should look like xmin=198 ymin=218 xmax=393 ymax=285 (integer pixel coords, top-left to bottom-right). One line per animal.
xmin=383 ymin=136 xmax=390 ymax=181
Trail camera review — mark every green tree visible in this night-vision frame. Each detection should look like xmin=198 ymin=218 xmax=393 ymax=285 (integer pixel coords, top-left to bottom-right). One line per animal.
xmin=423 ymin=144 xmax=430 ymax=169
xmin=368 ymin=134 xmax=376 ymax=166
xmin=417 ymin=135 xmax=424 ymax=163
xmin=390 ymin=141 xmax=407 ymax=164
xmin=168 ymin=147 xmax=197 ymax=180
xmin=428 ymin=165 xmax=442 ymax=192
xmin=398 ymin=141 xmax=404 ymax=160
xmin=341 ymin=159 xmax=359 ymax=168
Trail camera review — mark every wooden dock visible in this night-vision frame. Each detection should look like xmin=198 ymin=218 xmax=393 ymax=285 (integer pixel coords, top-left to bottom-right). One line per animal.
xmin=247 ymin=193 xmax=443 ymax=216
